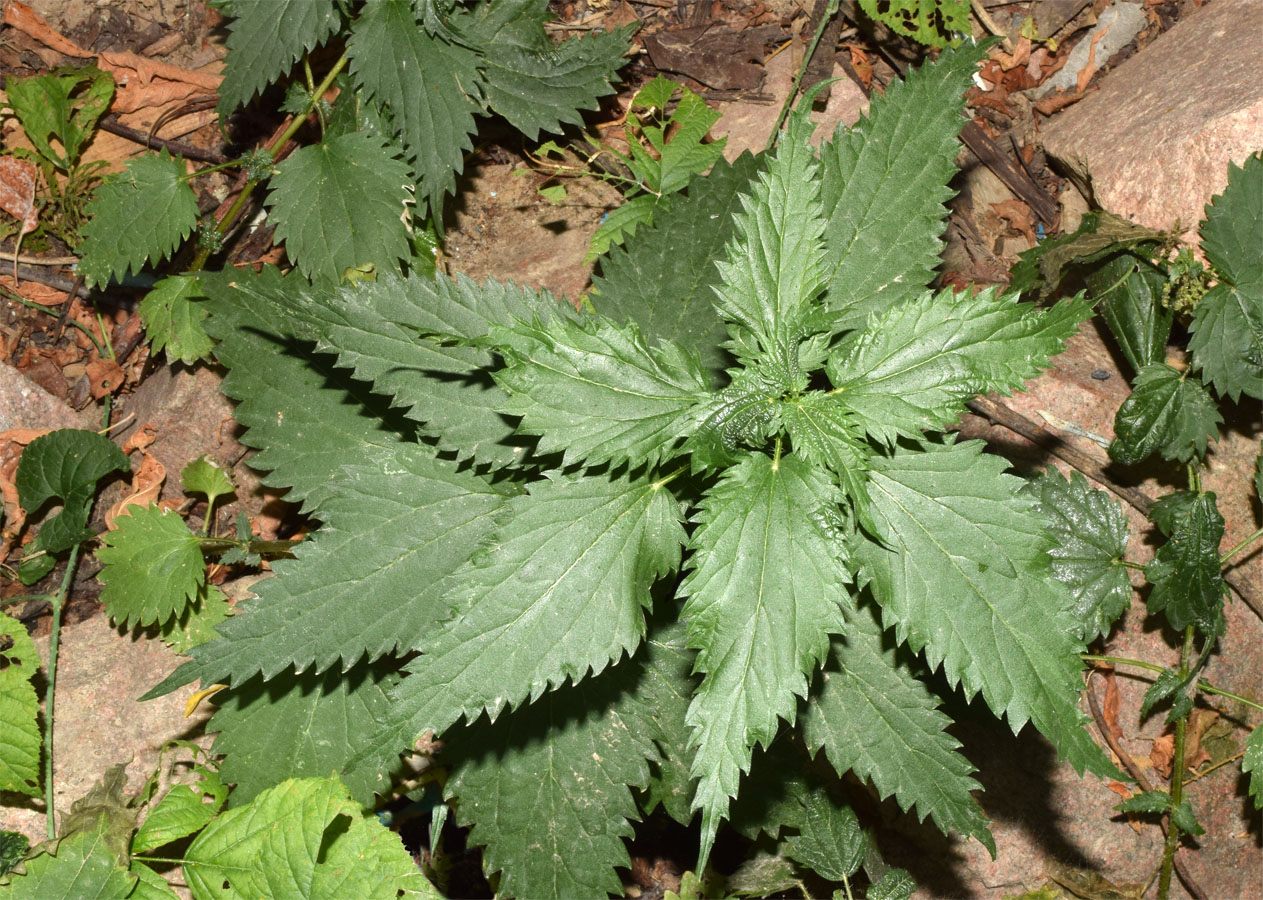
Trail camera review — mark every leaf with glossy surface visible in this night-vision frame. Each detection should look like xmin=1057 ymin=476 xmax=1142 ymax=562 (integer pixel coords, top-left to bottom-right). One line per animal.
xmin=1109 ymin=363 xmax=1222 ymax=465
xmin=1200 ymin=152 xmax=1263 ymax=289
xmin=819 ymin=43 xmax=986 ymax=329
xmin=681 ymin=454 xmax=851 ymax=866
xmin=183 ymin=775 xmax=433 ymax=899
xmin=266 ymin=132 xmax=412 ymax=286
xmin=1243 ymin=724 xmax=1263 ymax=810
xmin=856 ymin=439 xmax=1112 ymax=778
xmin=1188 ymin=282 xmax=1263 ymax=402
xmin=801 ymin=602 xmax=992 ymax=852
xmin=1144 ymin=491 xmax=1226 ymax=634
xmin=1027 ymin=468 xmax=1131 ymax=643
xmin=1085 ymin=252 xmax=1172 ymax=374
xmin=491 ymin=315 xmax=709 ymax=468
xmin=376 ymin=471 xmax=685 ymax=741
xmin=828 ymin=289 xmax=1091 ymax=445
xmin=97 ymin=505 xmax=205 ymax=629
xmin=0 ymin=824 xmax=135 ymax=900
xmin=132 ymin=766 xmax=227 ymax=854
xmin=78 ymin=150 xmax=199 ymax=288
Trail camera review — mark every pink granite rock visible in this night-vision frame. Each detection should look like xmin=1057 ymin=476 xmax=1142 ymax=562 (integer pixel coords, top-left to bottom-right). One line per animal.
xmin=1042 ymin=0 xmax=1263 ymax=242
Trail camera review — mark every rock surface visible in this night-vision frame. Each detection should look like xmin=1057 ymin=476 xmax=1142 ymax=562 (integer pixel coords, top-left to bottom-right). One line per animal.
xmin=1042 ymin=0 xmax=1263 ymax=242
xmin=0 ymin=361 xmax=94 ymax=432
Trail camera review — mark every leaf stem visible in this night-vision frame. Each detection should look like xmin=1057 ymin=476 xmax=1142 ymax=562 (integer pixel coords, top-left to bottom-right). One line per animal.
xmin=1081 ymin=654 xmax=1262 ymax=711
xmin=1 ymin=288 xmax=108 ymax=358
xmin=189 ymin=49 xmax=350 ymax=273
xmin=1220 ymin=525 xmax=1263 ymax=565
xmin=652 ymin=464 xmax=690 ymax=490
xmin=765 ymin=0 xmax=840 ymax=151
xmin=45 ymin=543 xmax=82 ymax=838
xmin=1157 ymin=626 xmax=1194 ymax=900
xmin=1118 ymin=559 xmax=1146 ymax=571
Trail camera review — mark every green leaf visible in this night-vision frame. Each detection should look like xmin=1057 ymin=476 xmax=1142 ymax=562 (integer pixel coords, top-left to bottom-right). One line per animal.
xmin=138 ymin=276 xmax=213 ymax=365
xmin=711 ymin=114 xmax=826 ymax=376
xmin=490 ymin=315 xmax=710 ymax=468
xmin=4 ymin=65 xmax=113 ymax=169
xmin=857 ymin=0 xmax=969 ymax=48
xmin=216 ymin=0 xmax=341 ymax=113
xmin=97 ymin=504 xmax=205 ymax=629
xmin=183 ymin=775 xmax=433 ymax=899
xmin=1109 ymin=364 xmax=1222 ymax=465
xmin=16 ymin=428 xmax=128 ymax=555
xmin=1143 ymin=491 xmax=1226 ymax=634
xmin=262 ymin=270 xmax=572 ymax=468
xmin=585 ymin=193 xmax=659 ymax=262
xmin=855 ymin=439 xmax=1112 ymax=778
xmin=443 ymin=654 xmax=664 ymax=900
xmin=1115 ymin=789 xmax=1170 ymax=814
xmin=1188 ymin=282 xmax=1263 ymax=402
xmin=724 ymin=851 xmax=802 ymax=897
xmin=868 ymin=869 xmax=917 ymax=900
xmin=1200 ymin=152 xmax=1263 ymax=290
xmin=460 ymin=0 xmax=630 ymax=141
xmin=1243 ymin=724 xmax=1263 ymax=810
xmin=127 ymin=863 xmax=179 ymax=900
xmin=132 ymin=765 xmax=227 ymax=854
xmin=1085 ymin=252 xmax=1172 ymax=374
xmin=1009 ymin=211 xmax=1166 ymax=302
xmin=1171 ymin=798 xmax=1205 ymax=835
xmin=780 ymin=392 xmax=874 ymax=531
xmin=592 ymin=152 xmax=762 ymax=378
xmin=199 ymin=266 xmax=415 ymax=510
xmin=783 ymin=784 xmax=865 ymax=882
xmin=180 ymin=456 xmax=234 ymax=507
xmin=348 ymin=0 xmax=483 ymax=215
xmin=827 ymin=289 xmax=1092 ymax=445
xmin=265 ymin=132 xmax=412 ymax=286
xmin=151 ymin=443 xmax=507 ymax=692
xmin=1139 ymin=667 xmax=1185 ymax=720
xmin=208 ymin=661 xmax=405 ymax=809
xmin=156 ymin=583 xmax=230 ymax=654
xmin=78 ymin=149 xmax=200 ymax=288
xmin=374 ymin=471 xmax=684 ymax=741
xmin=819 ymin=43 xmax=986 ymax=329
xmin=0 ymin=612 xmax=40 ymax=796
xmin=801 ymin=602 xmax=992 ymax=852
xmin=681 ymin=454 xmax=851 ymax=866
xmin=0 ymin=824 xmax=135 ymax=900
xmin=1027 ymin=468 xmax=1131 ymax=643
xmin=682 ymin=366 xmax=785 ymax=470
xmin=0 ymin=833 xmax=28 ymax=879
xmin=626 ymin=79 xmax=726 ymax=196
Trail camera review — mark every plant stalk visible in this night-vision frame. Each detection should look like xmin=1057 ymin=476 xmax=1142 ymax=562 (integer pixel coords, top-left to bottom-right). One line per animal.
xmin=766 ymin=0 xmax=840 ymax=150
xmin=189 ymin=50 xmax=350 ymax=273
xmin=44 ymin=543 xmax=82 ymax=838
xmin=1157 ymin=625 xmax=1195 ymax=899
xmin=1221 ymin=525 xmax=1263 ymax=565
xmin=1081 ymin=654 xmax=1262 ymax=712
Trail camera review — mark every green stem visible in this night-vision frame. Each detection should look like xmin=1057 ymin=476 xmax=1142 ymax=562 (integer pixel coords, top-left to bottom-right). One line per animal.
xmin=199 ymin=537 xmax=302 ymax=557
xmin=765 ymin=0 xmax=840 ymax=151
xmin=1157 ymin=626 xmax=1195 ymax=900
xmin=1081 ymin=654 xmax=1262 ymax=711
xmin=0 ymin=594 xmax=56 ymax=606
xmin=94 ymin=308 xmax=115 ymax=360
xmin=189 ymin=50 xmax=350 ymax=273
xmin=133 ymin=855 xmax=208 ymax=867
xmin=1221 ymin=525 xmax=1263 ymax=565
xmin=1118 ymin=559 xmax=1146 ymax=571
xmin=652 ymin=464 xmax=690 ymax=490
xmin=44 ymin=544 xmax=82 ymax=839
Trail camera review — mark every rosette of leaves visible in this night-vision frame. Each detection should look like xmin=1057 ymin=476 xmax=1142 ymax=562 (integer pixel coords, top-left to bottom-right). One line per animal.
xmin=149 ymin=45 xmax=1117 ymax=897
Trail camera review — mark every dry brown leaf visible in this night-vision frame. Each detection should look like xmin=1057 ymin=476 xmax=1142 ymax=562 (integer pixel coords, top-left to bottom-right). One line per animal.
xmin=0 ymin=275 xmax=70 ymax=307
xmin=120 ymin=424 xmax=157 ymax=455
xmin=1076 ymin=24 xmax=1111 ymax=93
xmin=105 ymin=450 xmax=164 ymax=529
xmin=1184 ymin=708 xmax=1219 ymax=772
xmin=0 ymin=427 xmax=53 ymax=556
xmin=1150 ymin=733 xmax=1174 ymax=778
xmin=97 ymin=51 xmax=221 ymax=115
xmin=85 ymin=358 xmax=126 ymax=399
xmin=0 ymin=157 xmax=39 ymax=240
xmin=846 ymin=44 xmax=873 ymax=91
xmin=2 ymin=0 xmax=93 ymax=58
xmin=994 ymin=35 xmax=1032 ymax=71
xmin=992 ymin=198 xmax=1039 ymax=247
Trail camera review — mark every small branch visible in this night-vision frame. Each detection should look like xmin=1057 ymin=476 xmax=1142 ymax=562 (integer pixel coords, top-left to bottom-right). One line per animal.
xmin=1157 ymin=627 xmax=1196 ymax=900
xmin=96 ymin=115 xmax=229 ymax=164
xmin=45 ymin=544 xmax=83 ymax=838
xmin=1084 ymin=673 xmax=1208 ymax=900
xmin=970 ymin=0 xmax=1014 ymax=54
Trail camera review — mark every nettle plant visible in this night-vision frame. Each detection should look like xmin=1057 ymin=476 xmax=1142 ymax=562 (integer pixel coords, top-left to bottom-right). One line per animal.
xmin=129 ymin=44 xmax=1130 ymax=896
